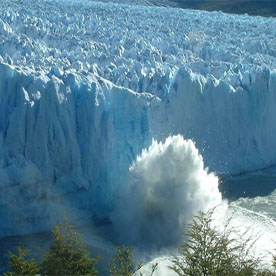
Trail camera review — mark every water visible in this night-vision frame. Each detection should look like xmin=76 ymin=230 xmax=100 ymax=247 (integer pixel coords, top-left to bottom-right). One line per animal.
xmin=0 ymin=225 xmax=114 ymax=275
xmin=1 ymin=174 xmax=275 ymax=275
xmin=220 ymin=175 xmax=276 ymax=200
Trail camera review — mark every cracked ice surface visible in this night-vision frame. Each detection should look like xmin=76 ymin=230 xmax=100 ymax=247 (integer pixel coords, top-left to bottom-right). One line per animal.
xmin=2 ymin=0 xmax=276 ymax=96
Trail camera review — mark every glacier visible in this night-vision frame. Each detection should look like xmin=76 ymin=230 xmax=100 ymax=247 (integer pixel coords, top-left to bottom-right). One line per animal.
xmin=1 ymin=0 xmax=276 ymax=239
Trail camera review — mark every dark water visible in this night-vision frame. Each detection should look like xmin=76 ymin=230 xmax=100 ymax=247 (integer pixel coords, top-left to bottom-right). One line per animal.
xmin=1 ymin=175 xmax=276 ymax=275
xmin=0 ymin=231 xmax=50 ymax=275
xmin=172 ymin=0 xmax=276 ymax=17
xmin=0 ymin=226 xmax=113 ymax=275
xmin=219 ymin=175 xmax=276 ymax=201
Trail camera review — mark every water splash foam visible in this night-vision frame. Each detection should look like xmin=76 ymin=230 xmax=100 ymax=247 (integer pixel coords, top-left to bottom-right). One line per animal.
xmin=112 ymin=135 xmax=223 ymax=248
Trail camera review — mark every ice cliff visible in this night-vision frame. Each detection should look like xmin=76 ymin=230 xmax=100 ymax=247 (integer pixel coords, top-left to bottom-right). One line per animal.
xmin=1 ymin=0 xmax=276 ymax=237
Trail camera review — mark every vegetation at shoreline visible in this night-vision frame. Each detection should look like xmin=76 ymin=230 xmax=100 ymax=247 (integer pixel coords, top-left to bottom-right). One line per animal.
xmin=173 ymin=0 xmax=276 ymax=17
xmin=4 ymin=210 xmax=276 ymax=276
xmin=170 ymin=209 xmax=275 ymax=276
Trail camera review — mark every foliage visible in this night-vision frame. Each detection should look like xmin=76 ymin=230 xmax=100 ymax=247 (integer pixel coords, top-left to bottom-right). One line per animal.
xmin=174 ymin=0 xmax=276 ymax=17
xmin=40 ymin=218 xmax=98 ymax=276
xmin=4 ymin=247 xmax=40 ymax=276
xmin=4 ymin=211 xmax=276 ymax=276
xmin=170 ymin=209 xmax=270 ymax=276
xmin=272 ymin=253 xmax=276 ymax=275
xmin=108 ymin=245 xmax=143 ymax=276
xmin=149 ymin=262 xmax=158 ymax=276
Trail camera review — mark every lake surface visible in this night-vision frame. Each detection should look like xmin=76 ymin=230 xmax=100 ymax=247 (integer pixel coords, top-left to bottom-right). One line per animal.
xmin=0 ymin=225 xmax=114 ymax=275
xmin=220 ymin=175 xmax=276 ymax=200
xmin=1 ymin=174 xmax=276 ymax=275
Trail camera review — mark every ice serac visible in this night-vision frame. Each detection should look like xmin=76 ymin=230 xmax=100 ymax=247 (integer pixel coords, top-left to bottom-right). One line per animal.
xmin=166 ymin=66 xmax=276 ymax=173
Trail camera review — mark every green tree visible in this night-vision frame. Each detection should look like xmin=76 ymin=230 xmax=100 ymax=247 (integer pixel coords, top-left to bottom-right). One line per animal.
xmin=4 ymin=247 xmax=40 ymax=276
xmin=108 ymin=245 xmax=143 ymax=276
xmin=170 ymin=209 xmax=267 ymax=276
xmin=272 ymin=253 xmax=276 ymax=274
xmin=40 ymin=218 xmax=98 ymax=276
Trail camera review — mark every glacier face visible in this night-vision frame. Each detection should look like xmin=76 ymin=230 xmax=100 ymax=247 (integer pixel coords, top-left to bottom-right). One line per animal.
xmin=1 ymin=0 xmax=276 ymax=236
xmin=0 ymin=62 xmax=156 ymax=236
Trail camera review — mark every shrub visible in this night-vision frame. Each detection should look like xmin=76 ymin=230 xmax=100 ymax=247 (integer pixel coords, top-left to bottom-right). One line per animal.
xmin=108 ymin=245 xmax=142 ymax=276
xmin=40 ymin=218 xmax=98 ymax=276
xmin=170 ymin=209 xmax=270 ymax=276
xmin=4 ymin=247 xmax=40 ymax=276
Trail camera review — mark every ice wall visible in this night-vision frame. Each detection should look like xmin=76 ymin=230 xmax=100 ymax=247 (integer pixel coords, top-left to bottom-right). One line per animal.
xmin=0 ymin=63 xmax=157 ymax=236
xmin=165 ymin=66 xmax=276 ymax=173
xmin=1 ymin=58 xmax=276 ymax=237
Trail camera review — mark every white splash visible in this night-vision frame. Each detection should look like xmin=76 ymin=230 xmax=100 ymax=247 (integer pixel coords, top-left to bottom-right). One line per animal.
xmin=112 ymin=135 xmax=223 ymax=248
